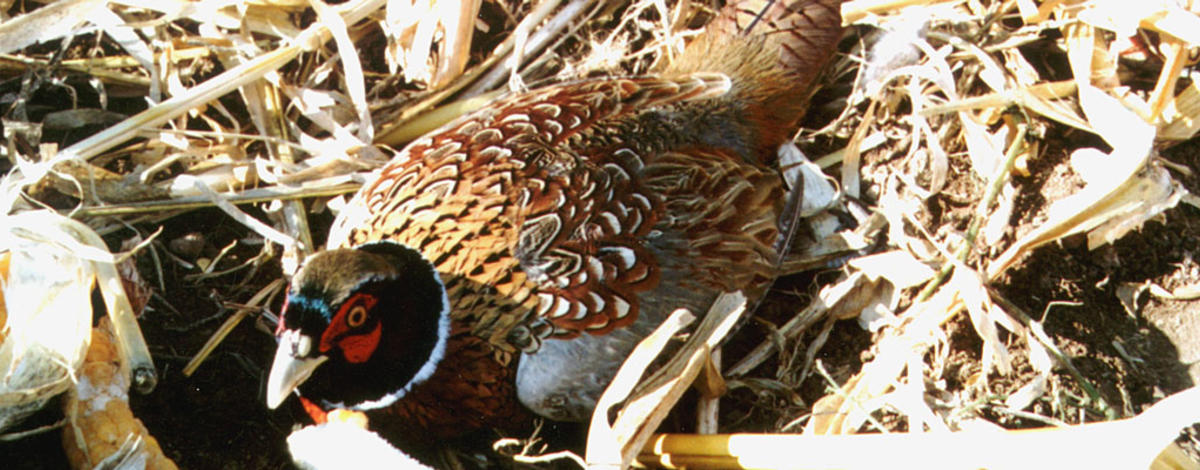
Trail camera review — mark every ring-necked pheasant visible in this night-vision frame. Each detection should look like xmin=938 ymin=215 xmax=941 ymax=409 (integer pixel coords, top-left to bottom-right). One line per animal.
xmin=266 ymin=0 xmax=847 ymax=462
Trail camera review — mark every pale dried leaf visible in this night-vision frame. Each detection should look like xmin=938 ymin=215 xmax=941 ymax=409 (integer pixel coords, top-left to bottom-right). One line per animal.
xmin=1076 ymin=1 xmax=1154 ymax=39
xmin=430 ymin=0 xmax=481 ymax=88
xmin=878 ymin=179 xmax=936 ymax=260
xmin=854 ymin=283 xmax=898 ymax=335
xmin=1160 ymin=74 xmax=1200 ymax=141
xmin=779 ymin=143 xmax=840 ymax=216
xmin=953 ymin=266 xmax=1010 ymax=376
xmin=987 ymin=86 xmax=1157 ymax=278
xmin=822 ymin=281 xmax=957 ymax=434
xmin=1085 ymin=164 xmax=1186 ymax=249
xmin=586 ymin=308 xmax=694 ymax=466
xmin=312 ymin=0 xmax=372 ymax=142
xmin=1078 ymin=84 xmax=1155 ymax=160
xmin=1063 ymin=21 xmax=1098 ymax=90
xmin=86 ymin=7 xmax=160 ymax=102
xmin=982 ymin=183 xmax=1014 ymax=247
xmin=0 ymin=0 xmax=105 ymax=55
xmin=1025 ymin=328 xmax=1054 ymax=375
xmin=847 ymin=250 xmax=936 ymax=290
xmin=1077 ymin=0 xmax=1200 ymax=47
xmin=893 ymin=352 xmax=947 ymax=432
xmin=1004 ymin=374 xmax=1047 ymax=412
xmin=383 ymin=0 xmax=435 ymax=83
xmin=960 ymin=114 xmax=1007 ymax=178
xmin=1116 ymin=282 xmax=1148 ymax=317
xmin=1141 ymin=1 xmax=1200 ymax=47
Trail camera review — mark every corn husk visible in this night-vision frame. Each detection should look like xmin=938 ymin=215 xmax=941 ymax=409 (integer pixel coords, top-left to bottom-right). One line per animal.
xmin=0 ymin=210 xmax=156 ymax=432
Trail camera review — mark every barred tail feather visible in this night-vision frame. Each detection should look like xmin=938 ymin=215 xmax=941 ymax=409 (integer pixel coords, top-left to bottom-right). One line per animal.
xmin=666 ymin=0 xmax=848 ymax=136
xmin=716 ymin=0 xmax=847 ymax=85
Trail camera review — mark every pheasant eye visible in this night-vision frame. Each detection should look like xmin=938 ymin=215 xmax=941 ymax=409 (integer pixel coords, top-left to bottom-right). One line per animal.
xmin=346 ymin=305 xmax=368 ymax=328
xmin=320 ymin=292 xmax=382 ymax=362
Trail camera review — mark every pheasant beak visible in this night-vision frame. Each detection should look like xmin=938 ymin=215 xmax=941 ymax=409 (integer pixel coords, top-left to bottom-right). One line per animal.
xmin=266 ymin=330 xmax=328 ymax=409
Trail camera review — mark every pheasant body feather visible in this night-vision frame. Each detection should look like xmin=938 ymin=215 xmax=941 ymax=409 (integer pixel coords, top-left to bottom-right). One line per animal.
xmin=268 ymin=0 xmax=849 ymax=460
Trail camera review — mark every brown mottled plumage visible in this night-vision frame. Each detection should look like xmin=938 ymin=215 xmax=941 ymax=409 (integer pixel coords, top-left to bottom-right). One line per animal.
xmin=267 ymin=0 xmax=848 ymax=463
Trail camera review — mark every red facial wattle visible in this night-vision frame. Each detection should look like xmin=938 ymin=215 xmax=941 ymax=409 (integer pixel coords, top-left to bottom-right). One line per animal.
xmin=319 ymin=293 xmax=382 ymax=364
xmin=299 ymin=396 xmax=328 ymax=424
xmin=337 ymin=323 xmax=381 ymax=363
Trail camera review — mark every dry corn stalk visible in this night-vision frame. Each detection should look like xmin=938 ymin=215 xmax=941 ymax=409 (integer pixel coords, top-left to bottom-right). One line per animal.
xmin=62 ymin=318 xmax=177 ymax=470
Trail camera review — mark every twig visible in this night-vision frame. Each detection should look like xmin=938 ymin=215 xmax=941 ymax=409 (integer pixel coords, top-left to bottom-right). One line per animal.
xmin=726 ymin=291 xmax=828 ymax=377
xmin=462 ymin=0 xmax=583 ymax=97
xmin=183 ymin=278 xmax=285 ymax=377
xmin=183 ymin=176 xmax=298 ymax=249
xmin=916 ymin=121 xmax=1027 ymax=301
xmin=72 ymin=183 xmax=360 ymax=217
xmin=0 ymin=418 xmax=67 ymax=441
xmin=987 ymin=289 xmax=1116 ymax=420
xmin=512 ymin=451 xmax=586 ymax=468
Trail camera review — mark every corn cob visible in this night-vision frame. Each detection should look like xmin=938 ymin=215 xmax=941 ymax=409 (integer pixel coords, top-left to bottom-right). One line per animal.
xmin=62 ymin=318 xmax=177 ymax=470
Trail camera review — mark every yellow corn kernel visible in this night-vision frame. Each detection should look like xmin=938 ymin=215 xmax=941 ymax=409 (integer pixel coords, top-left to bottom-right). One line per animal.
xmin=0 ymin=251 xmax=9 ymax=345
xmin=62 ymin=319 xmax=177 ymax=470
xmin=327 ymin=408 xmax=369 ymax=429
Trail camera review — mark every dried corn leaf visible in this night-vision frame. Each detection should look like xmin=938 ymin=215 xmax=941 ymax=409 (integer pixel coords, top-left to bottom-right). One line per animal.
xmin=806 ymin=263 xmax=960 ymax=435
xmin=643 ymin=385 xmax=1200 ymax=469
xmin=587 ymin=308 xmax=695 ymax=468
xmin=848 ymin=250 xmax=936 ymax=290
xmin=1076 ymin=0 xmax=1200 ymax=47
xmin=0 ymin=0 xmax=106 ymax=55
xmin=987 ymin=86 xmax=1178 ymax=279
xmin=954 ymin=265 xmax=1011 ymax=377
xmin=1004 ymin=328 xmax=1053 ymax=411
xmin=588 ymin=292 xmax=747 ymax=469
xmin=383 ymin=0 xmax=481 ymax=88
xmin=1161 ymin=75 xmax=1200 ymax=141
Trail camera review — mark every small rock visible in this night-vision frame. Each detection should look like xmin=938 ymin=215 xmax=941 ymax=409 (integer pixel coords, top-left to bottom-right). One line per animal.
xmin=169 ymin=233 xmax=205 ymax=260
